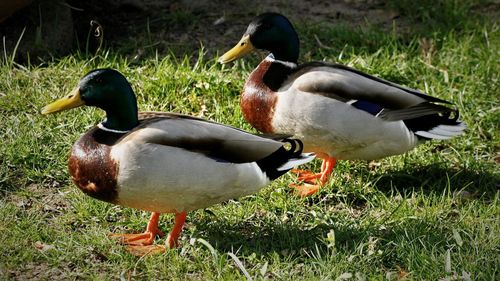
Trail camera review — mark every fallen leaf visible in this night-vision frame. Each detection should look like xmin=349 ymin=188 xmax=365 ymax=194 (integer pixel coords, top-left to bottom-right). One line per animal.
xmin=337 ymin=272 xmax=352 ymax=280
xmin=34 ymin=241 xmax=55 ymax=252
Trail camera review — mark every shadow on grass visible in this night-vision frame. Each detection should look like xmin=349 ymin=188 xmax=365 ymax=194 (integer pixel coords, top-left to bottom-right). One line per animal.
xmin=193 ymin=216 xmax=361 ymax=258
xmin=192 ymin=207 xmax=455 ymax=265
xmin=297 ymin=162 xmax=498 ymax=210
xmin=189 ymin=162 xmax=497 ymax=258
xmin=373 ymin=163 xmax=498 ymax=198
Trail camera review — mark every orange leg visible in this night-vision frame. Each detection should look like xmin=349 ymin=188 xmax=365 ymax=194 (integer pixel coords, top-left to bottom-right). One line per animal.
xmin=112 ymin=212 xmax=188 ymax=256
xmin=109 ymin=212 xmax=164 ymax=246
xmin=166 ymin=211 xmax=187 ymax=249
xmin=290 ymin=156 xmax=337 ymax=197
xmin=319 ymin=157 xmax=336 ymax=184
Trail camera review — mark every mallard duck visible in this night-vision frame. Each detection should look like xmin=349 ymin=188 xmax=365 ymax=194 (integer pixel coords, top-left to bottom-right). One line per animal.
xmin=41 ymin=68 xmax=314 ymax=255
xmin=219 ymin=12 xmax=466 ymax=196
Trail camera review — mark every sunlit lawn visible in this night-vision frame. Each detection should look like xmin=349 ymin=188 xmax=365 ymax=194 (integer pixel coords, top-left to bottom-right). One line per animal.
xmin=0 ymin=1 xmax=498 ymax=279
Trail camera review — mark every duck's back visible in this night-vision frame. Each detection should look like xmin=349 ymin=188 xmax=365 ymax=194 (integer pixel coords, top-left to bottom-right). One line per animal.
xmin=111 ymin=115 xmax=278 ymax=212
xmin=244 ymin=58 xmax=464 ymax=160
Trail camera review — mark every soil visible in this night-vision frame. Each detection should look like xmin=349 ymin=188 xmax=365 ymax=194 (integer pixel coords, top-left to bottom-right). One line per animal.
xmin=70 ymin=0 xmax=404 ymax=58
xmin=1 ymin=0 xmax=498 ymax=62
xmin=0 ymin=0 xmax=412 ymax=62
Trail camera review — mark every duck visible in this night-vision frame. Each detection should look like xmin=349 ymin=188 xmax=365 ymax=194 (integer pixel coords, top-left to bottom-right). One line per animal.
xmin=218 ymin=12 xmax=466 ymax=197
xmin=41 ymin=68 xmax=314 ymax=255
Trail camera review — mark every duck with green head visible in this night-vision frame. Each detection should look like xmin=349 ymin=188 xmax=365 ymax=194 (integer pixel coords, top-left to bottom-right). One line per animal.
xmin=219 ymin=12 xmax=466 ymax=196
xmin=42 ymin=68 xmax=314 ymax=255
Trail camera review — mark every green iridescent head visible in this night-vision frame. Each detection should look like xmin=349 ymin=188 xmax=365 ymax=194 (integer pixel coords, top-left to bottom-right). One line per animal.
xmin=42 ymin=69 xmax=139 ymax=131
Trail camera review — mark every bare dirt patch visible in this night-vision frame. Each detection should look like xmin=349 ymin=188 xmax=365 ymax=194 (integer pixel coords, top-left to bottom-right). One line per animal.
xmin=72 ymin=0 xmax=404 ymax=57
xmin=8 ymin=182 xmax=70 ymax=219
xmin=1 ymin=0 xmax=408 ymax=61
xmin=3 ymin=0 xmax=497 ymax=61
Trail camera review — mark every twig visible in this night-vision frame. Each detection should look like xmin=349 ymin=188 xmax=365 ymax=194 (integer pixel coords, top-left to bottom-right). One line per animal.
xmin=314 ymin=34 xmax=333 ymax=50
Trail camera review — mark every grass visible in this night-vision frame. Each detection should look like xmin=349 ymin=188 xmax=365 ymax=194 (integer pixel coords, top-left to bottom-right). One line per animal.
xmin=0 ymin=2 xmax=499 ymax=280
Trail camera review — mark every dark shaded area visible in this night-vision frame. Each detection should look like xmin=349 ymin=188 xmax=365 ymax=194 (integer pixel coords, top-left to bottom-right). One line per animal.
xmin=374 ymin=164 xmax=498 ymax=198
xmin=0 ymin=0 xmax=73 ymax=62
xmin=1 ymin=0 xmax=498 ymax=63
xmin=336 ymin=163 xmax=497 ymax=202
xmin=192 ymin=201 xmax=467 ymax=271
xmin=187 ymin=162 xmax=498 ymax=259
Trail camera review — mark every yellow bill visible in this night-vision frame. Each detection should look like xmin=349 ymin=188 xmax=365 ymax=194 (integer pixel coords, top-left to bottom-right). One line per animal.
xmin=218 ymin=34 xmax=255 ymax=64
xmin=41 ymin=87 xmax=84 ymax=115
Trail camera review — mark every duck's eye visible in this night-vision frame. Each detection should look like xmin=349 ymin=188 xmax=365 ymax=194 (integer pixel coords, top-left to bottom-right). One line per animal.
xmin=240 ymin=42 xmax=245 ymax=46
xmin=94 ymin=77 xmax=103 ymax=84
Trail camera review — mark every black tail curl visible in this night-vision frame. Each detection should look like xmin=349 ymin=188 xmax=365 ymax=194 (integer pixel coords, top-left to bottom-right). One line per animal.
xmin=256 ymin=138 xmax=312 ymax=180
xmin=282 ymin=138 xmax=304 ymax=156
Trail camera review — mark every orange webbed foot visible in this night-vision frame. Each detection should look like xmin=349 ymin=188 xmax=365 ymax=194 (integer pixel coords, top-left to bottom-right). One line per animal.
xmin=289 ymin=183 xmax=320 ymax=197
xmin=109 ymin=228 xmax=163 ymax=246
xmin=290 ymin=157 xmax=337 ymax=197
xmin=126 ymin=244 xmax=166 ymax=256
xmin=109 ymin=212 xmax=164 ymax=246
xmin=291 ymin=169 xmax=322 ymax=184
xmin=109 ymin=212 xmax=188 ymax=255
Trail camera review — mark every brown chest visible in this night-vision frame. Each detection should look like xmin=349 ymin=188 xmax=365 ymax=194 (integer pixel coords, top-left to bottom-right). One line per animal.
xmin=68 ymin=128 xmax=121 ymax=203
xmin=240 ymin=88 xmax=277 ymax=133
xmin=240 ymin=60 xmax=280 ymax=134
